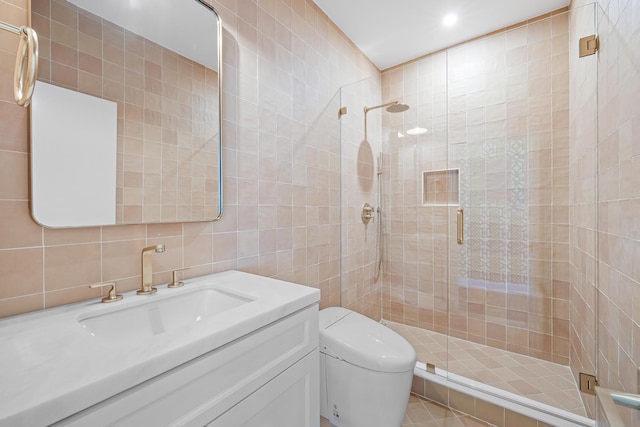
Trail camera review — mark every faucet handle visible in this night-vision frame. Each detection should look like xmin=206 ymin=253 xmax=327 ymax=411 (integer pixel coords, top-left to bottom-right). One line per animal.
xmin=168 ymin=267 xmax=190 ymax=288
xmin=89 ymin=281 xmax=123 ymax=303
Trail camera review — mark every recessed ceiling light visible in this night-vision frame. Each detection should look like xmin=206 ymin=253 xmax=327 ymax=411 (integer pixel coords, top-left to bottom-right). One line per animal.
xmin=406 ymin=127 xmax=428 ymax=135
xmin=443 ymin=13 xmax=458 ymax=27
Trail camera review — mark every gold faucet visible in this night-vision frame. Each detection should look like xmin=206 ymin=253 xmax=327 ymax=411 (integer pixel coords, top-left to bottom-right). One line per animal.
xmin=138 ymin=244 xmax=165 ymax=295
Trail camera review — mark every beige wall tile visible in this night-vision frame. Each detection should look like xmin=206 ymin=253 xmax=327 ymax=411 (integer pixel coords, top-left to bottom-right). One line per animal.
xmin=0 ymin=102 xmax=28 ymax=152
xmin=44 ymin=244 xmax=101 ymax=291
xmin=147 ymin=236 xmax=183 ymax=273
xmin=0 ymin=150 xmax=29 ymax=200
xmin=449 ymin=389 xmax=476 ymax=417
xmin=424 ymin=381 xmax=448 ymax=406
xmin=184 ymin=234 xmax=213 ymax=268
xmin=0 ymin=248 xmax=43 ymax=299
xmin=476 ymin=400 xmax=505 ymax=427
xmin=505 ymin=409 xmax=537 ymax=427
xmin=102 ymin=224 xmax=147 ymax=241
xmin=0 ymin=201 xmax=42 ymax=249
xmin=44 ymin=227 xmax=101 ymax=246
xmin=0 ymin=294 xmax=43 ymax=318
xmin=102 ymin=239 xmax=146 ymax=281
xmin=45 ymin=285 xmax=101 ymax=308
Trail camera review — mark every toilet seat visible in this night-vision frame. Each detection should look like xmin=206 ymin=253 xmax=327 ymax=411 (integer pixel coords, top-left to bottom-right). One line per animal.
xmin=319 ymin=307 xmax=416 ymax=373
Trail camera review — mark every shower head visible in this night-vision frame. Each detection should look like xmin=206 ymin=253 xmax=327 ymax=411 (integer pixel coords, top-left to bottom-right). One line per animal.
xmin=364 ymin=100 xmax=410 ymax=115
xmin=363 ymin=100 xmax=410 ymax=142
xmin=386 ymin=102 xmax=410 ymax=113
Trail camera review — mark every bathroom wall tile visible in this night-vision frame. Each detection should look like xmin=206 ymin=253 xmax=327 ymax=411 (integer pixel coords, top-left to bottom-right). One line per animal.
xmin=505 ymin=409 xmax=537 ymax=427
xmin=476 ymin=400 xmax=505 ymax=427
xmin=147 ymin=223 xmax=182 ymax=238
xmin=148 ymin=236 xmax=183 ymax=273
xmin=45 ymin=244 xmax=102 ymax=291
xmin=44 ymin=227 xmax=101 ymax=246
xmin=0 ymin=294 xmax=43 ymax=318
xmin=0 ymin=201 xmax=42 ymax=249
xmin=0 ymin=102 xmax=28 ymax=152
xmin=102 ymin=224 xmax=147 ymax=241
xmin=44 ymin=285 xmax=101 ymax=308
xmin=0 ymin=52 xmax=15 ymax=100
xmin=0 ymin=1 xmax=24 ymax=46
xmin=449 ymin=389 xmax=476 ymax=417
xmin=0 ymin=150 xmax=29 ymax=200
xmin=102 ymin=239 xmax=146 ymax=281
xmin=0 ymin=248 xmax=43 ymax=299
xmin=183 ymin=221 xmax=214 ymax=237
xmin=424 ymin=381 xmax=448 ymax=406
xmin=184 ymin=234 xmax=214 ymax=268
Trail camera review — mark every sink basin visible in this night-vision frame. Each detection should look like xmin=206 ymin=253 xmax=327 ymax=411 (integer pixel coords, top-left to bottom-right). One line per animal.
xmin=79 ymin=288 xmax=253 ymax=342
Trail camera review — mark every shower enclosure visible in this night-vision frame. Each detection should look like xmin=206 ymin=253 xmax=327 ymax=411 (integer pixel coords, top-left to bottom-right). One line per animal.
xmin=338 ymin=4 xmax=604 ymax=422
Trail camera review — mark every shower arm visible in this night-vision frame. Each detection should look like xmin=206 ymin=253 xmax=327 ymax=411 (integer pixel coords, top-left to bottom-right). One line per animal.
xmin=363 ymin=101 xmax=400 ymax=141
xmin=363 ymin=101 xmax=399 ymax=114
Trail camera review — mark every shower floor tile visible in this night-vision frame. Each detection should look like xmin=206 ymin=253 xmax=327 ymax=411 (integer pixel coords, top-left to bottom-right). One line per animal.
xmin=385 ymin=321 xmax=587 ymax=418
xmin=320 ymin=394 xmax=494 ymax=427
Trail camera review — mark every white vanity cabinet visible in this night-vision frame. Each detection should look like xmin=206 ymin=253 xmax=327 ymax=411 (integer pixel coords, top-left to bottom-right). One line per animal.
xmin=0 ymin=271 xmax=320 ymax=427
xmin=54 ymin=305 xmax=319 ymax=427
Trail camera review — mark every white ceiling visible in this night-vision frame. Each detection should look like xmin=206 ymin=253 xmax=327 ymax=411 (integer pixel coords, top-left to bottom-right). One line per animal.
xmin=313 ymin=0 xmax=570 ymax=70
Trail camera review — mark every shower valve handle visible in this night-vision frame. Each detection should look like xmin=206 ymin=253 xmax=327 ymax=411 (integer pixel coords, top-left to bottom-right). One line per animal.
xmin=362 ymin=203 xmax=375 ymax=224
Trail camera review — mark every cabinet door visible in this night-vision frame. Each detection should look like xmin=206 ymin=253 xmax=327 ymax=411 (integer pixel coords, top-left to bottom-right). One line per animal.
xmin=206 ymin=350 xmax=319 ymax=427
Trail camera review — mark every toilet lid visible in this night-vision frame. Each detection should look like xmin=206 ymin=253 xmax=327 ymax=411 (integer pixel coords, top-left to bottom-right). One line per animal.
xmin=319 ymin=307 xmax=416 ymax=373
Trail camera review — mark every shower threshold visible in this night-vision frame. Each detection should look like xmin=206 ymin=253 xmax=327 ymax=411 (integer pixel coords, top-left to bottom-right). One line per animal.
xmin=384 ymin=321 xmax=595 ymax=427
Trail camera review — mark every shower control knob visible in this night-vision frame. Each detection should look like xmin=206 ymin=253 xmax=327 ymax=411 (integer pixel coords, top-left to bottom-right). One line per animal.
xmin=361 ymin=203 xmax=375 ymax=224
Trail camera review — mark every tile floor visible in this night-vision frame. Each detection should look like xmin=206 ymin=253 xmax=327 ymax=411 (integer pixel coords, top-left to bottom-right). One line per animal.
xmin=320 ymin=394 xmax=493 ymax=427
xmin=385 ymin=321 xmax=587 ymax=417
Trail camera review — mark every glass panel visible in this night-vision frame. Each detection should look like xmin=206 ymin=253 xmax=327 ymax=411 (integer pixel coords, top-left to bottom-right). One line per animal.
xmin=569 ymin=2 xmax=599 ymax=418
xmin=594 ymin=0 xmax=639 ymax=424
xmin=338 ymin=76 xmax=384 ymax=318
xmin=446 ymin=7 xmax=598 ymax=418
xmin=378 ymin=51 xmax=451 ymax=375
xmin=304 ymin=87 xmax=342 ymax=309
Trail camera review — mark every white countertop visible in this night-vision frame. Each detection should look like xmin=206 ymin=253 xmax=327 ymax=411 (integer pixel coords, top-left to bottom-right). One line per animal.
xmin=0 ymin=270 xmax=320 ymax=426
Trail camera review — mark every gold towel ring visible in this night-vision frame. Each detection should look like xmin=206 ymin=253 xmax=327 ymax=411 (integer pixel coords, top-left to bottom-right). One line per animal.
xmin=0 ymin=21 xmax=39 ymax=107
xmin=14 ymin=26 xmax=38 ymax=107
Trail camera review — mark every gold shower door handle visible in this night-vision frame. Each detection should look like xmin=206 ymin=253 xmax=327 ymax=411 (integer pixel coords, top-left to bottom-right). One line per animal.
xmin=457 ymin=208 xmax=464 ymax=245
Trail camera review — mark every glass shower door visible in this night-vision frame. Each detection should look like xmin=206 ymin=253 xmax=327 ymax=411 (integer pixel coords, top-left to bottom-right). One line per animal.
xmin=447 ymin=5 xmax=595 ymax=415
xmin=445 ymin=7 xmax=597 ymax=417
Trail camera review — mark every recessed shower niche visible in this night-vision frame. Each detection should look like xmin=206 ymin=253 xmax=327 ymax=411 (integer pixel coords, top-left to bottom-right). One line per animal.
xmin=422 ymin=169 xmax=459 ymax=205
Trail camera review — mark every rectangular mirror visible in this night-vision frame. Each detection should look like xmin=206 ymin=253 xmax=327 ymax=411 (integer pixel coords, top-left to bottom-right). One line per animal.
xmin=30 ymin=0 xmax=222 ymax=227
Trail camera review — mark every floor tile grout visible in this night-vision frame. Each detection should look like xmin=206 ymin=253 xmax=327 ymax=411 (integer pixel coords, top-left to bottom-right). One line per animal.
xmin=384 ymin=321 xmax=587 ymax=418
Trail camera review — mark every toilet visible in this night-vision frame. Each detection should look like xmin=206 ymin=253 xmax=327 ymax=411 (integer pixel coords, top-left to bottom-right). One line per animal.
xmin=319 ymin=307 xmax=416 ymax=427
